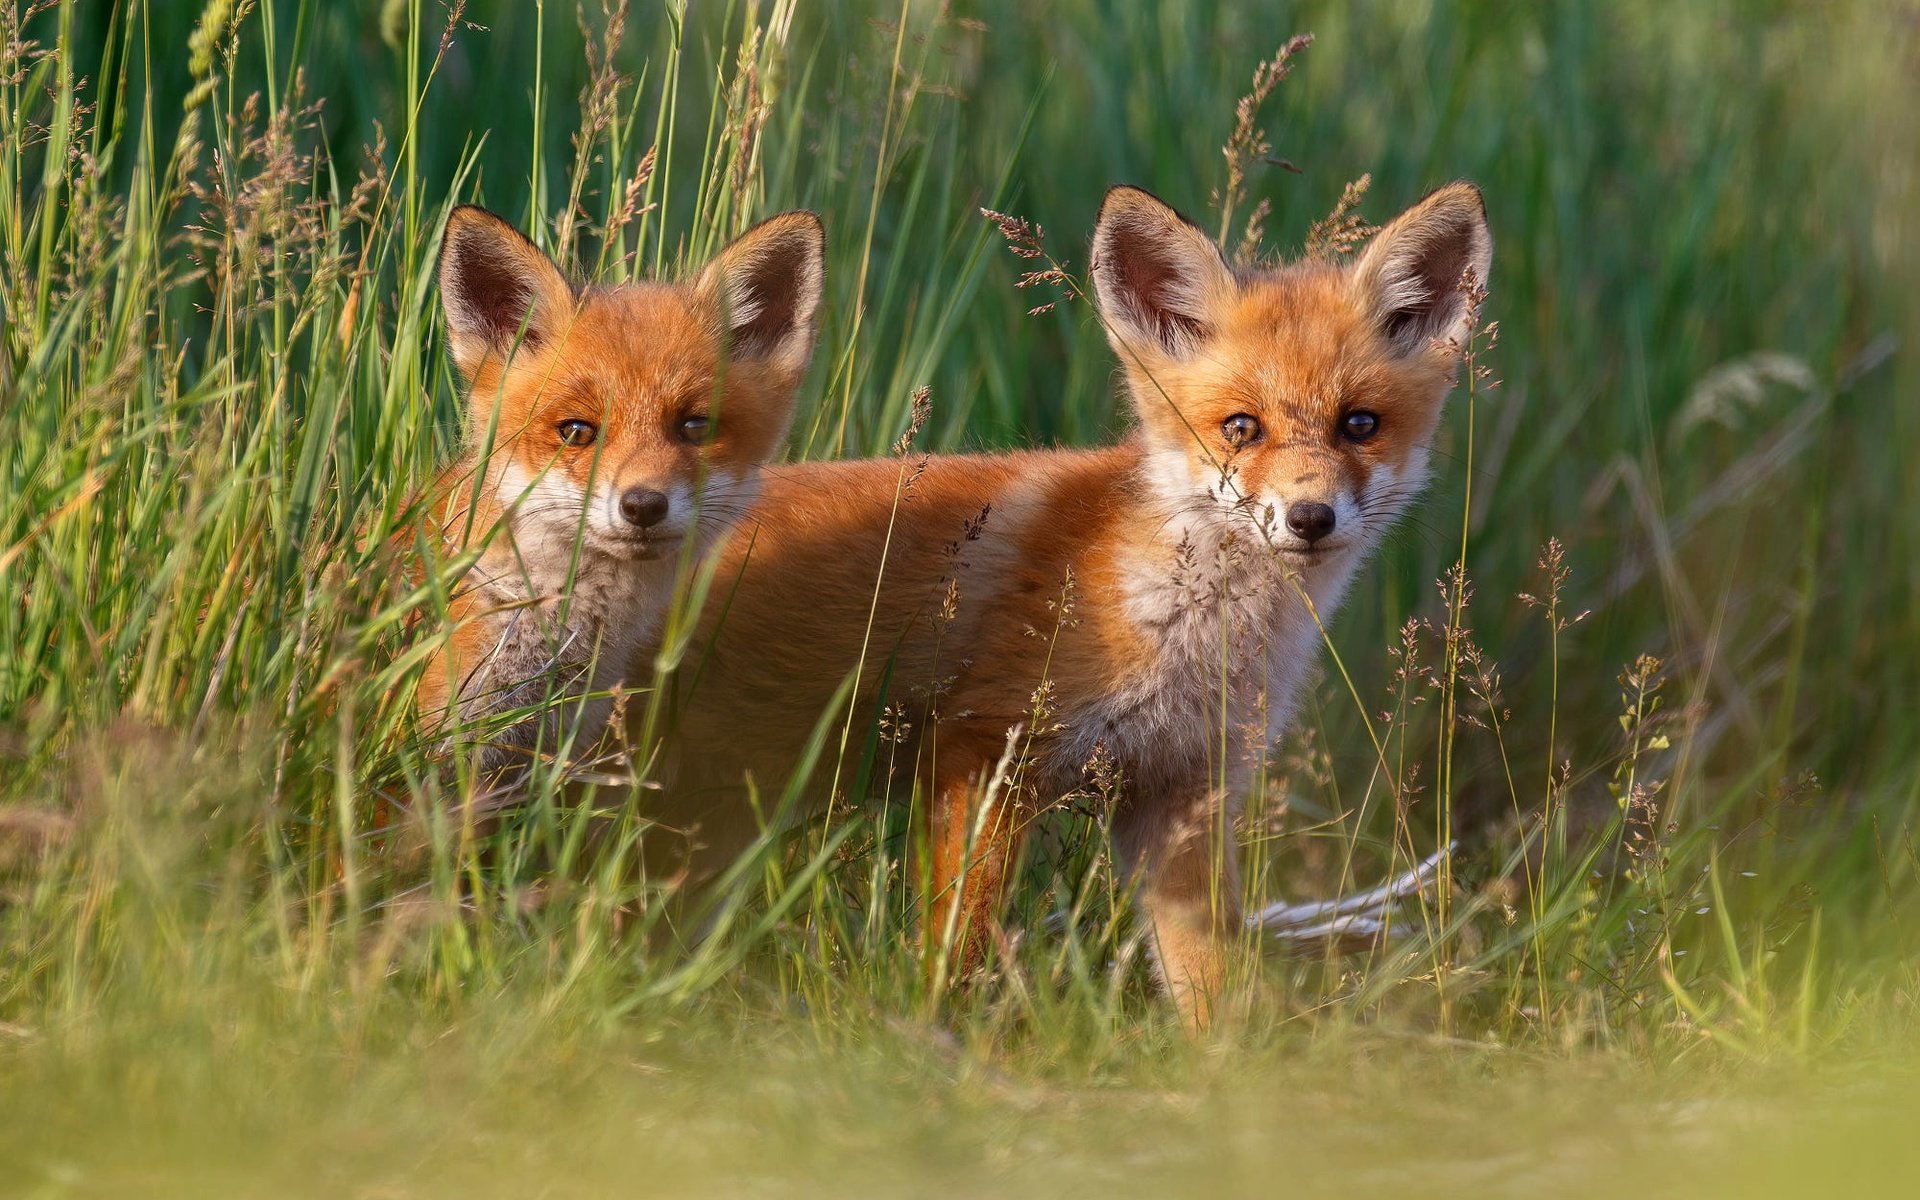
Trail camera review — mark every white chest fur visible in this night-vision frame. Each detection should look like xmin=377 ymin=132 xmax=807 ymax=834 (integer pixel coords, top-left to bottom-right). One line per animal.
xmin=454 ymin=534 xmax=672 ymax=765
xmin=1056 ymin=509 xmax=1357 ymax=795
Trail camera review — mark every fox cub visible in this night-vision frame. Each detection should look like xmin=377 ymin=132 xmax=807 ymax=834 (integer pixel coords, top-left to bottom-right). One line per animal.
xmin=635 ymin=183 xmax=1490 ymax=1026
xmin=413 ymin=205 xmax=825 ymax=774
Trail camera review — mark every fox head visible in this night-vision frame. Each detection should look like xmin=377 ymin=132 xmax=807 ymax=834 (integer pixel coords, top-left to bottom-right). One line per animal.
xmin=1091 ymin=183 xmax=1491 ymax=576
xmin=437 ymin=206 xmax=825 ymax=561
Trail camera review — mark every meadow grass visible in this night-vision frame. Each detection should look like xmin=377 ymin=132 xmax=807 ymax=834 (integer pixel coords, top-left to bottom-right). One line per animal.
xmin=2 ymin=0 xmax=1918 ymax=1193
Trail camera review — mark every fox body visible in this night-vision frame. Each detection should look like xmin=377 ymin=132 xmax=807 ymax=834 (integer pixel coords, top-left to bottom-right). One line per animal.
xmin=637 ymin=184 xmax=1490 ymax=1024
xmin=414 ymin=206 xmax=825 ymax=773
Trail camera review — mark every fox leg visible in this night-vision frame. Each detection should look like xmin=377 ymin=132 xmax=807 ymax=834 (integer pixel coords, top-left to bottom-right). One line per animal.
xmin=923 ymin=762 xmax=1024 ymax=990
xmin=1112 ymin=786 xmax=1243 ymax=1030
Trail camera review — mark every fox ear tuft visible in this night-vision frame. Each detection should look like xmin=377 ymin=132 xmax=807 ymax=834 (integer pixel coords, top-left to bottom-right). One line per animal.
xmin=1091 ymin=186 xmax=1235 ymax=361
xmin=1351 ymin=182 xmax=1492 ymax=357
xmin=437 ymin=206 xmax=574 ymax=380
xmin=698 ymin=212 xmax=826 ymax=377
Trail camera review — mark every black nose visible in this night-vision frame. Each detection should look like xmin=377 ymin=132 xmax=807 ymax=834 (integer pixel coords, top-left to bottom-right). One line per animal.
xmin=619 ymin=488 xmax=670 ymax=529
xmin=1285 ymin=500 xmax=1337 ymax=544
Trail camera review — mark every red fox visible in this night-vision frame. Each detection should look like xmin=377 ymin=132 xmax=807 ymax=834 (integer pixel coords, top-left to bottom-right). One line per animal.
xmin=635 ymin=183 xmax=1490 ymax=1026
xmin=412 ymin=205 xmax=825 ymax=774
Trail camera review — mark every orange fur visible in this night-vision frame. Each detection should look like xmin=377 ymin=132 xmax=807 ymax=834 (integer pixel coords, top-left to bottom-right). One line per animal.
xmin=633 ymin=184 xmax=1492 ymax=1026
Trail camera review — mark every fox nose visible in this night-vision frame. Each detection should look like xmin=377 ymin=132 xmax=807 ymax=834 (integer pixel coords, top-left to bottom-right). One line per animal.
xmin=619 ymin=487 xmax=671 ymax=529
xmin=1285 ymin=500 xmax=1337 ymax=544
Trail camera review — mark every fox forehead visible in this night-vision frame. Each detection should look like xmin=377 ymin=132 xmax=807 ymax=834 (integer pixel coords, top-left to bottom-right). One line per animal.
xmin=529 ymin=284 xmax=723 ymax=402
xmin=1210 ymin=269 xmax=1379 ymax=403
xmin=468 ymin=286 xmax=723 ymax=453
xmin=477 ymin=281 xmax=793 ymax=477
xmin=1169 ymin=267 xmax=1450 ymax=443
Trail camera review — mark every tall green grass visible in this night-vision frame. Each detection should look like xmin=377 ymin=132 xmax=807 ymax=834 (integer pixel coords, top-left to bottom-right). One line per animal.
xmin=2 ymin=0 xmax=1918 ymax=1187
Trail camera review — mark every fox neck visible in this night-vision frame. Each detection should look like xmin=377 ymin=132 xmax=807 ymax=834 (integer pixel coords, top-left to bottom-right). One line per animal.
xmin=451 ymin=463 xmax=684 ymax=679
xmin=440 ymin=478 xmax=681 ymax=770
xmin=484 ymin=550 xmax=676 ymax=679
xmin=1122 ymin=440 xmax=1369 ymax=751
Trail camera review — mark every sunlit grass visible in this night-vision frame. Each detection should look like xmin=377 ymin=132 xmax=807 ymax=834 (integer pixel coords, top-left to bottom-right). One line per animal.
xmin=2 ymin=0 xmax=1917 ymax=1191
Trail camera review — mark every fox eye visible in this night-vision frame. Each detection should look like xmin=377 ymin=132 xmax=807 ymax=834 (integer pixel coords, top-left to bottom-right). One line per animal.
xmin=677 ymin=415 xmax=711 ymax=443
xmin=556 ymin=419 xmax=598 ymax=447
xmin=1221 ymin=413 xmax=1262 ymax=449
xmin=1341 ymin=410 xmax=1381 ymax=442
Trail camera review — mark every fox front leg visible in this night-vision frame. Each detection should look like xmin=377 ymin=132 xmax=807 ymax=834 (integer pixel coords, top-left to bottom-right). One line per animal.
xmin=1111 ymin=782 xmax=1245 ymax=1030
xmin=923 ymin=764 xmax=1026 ymax=993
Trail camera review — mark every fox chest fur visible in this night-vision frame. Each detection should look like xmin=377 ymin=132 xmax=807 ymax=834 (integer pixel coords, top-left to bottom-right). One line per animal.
xmin=980 ymin=473 xmax=1360 ymax=803
xmin=437 ymin=506 xmax=675 ymax=764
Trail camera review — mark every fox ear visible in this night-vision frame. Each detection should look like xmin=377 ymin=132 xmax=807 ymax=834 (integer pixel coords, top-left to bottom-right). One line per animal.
xmin=1091 ymin=186 xmax=1235 ymax=361
xmin=437 ymin=205 xmax=575 ymax=380
xmin=1350 ymin=182 xmax=1492 ymax=357
xmin=697 ymin=211 xmax=826 ymax=379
